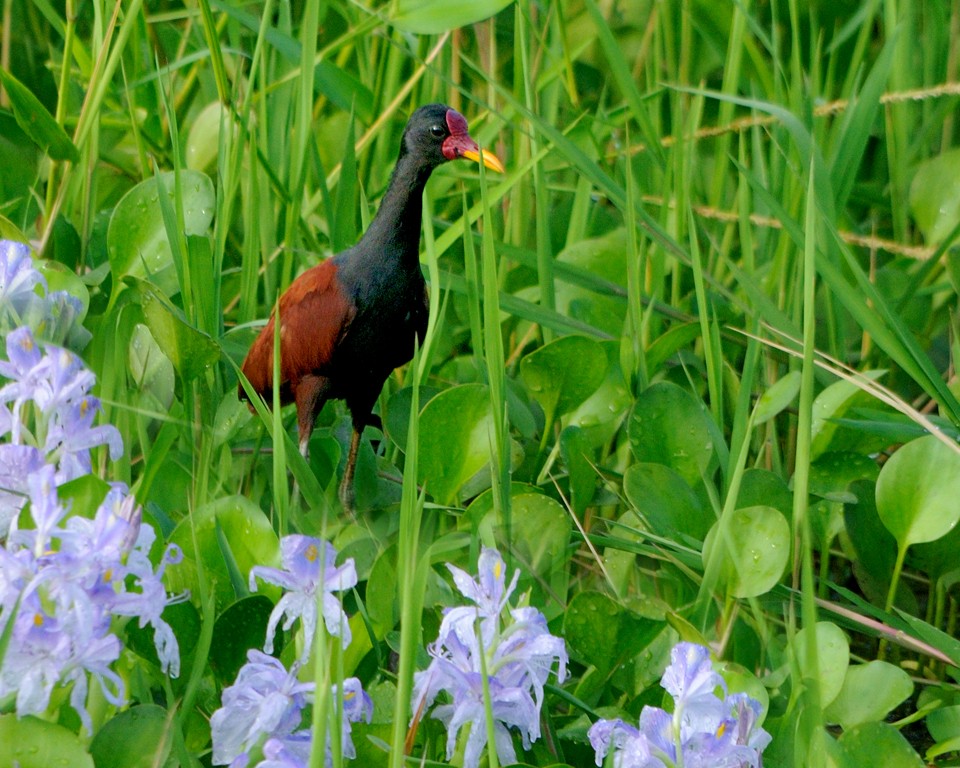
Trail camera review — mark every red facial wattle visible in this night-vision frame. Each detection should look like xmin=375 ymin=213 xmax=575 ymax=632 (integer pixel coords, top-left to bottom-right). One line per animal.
xmin=441 ymin=109 xmax=505 ymax=173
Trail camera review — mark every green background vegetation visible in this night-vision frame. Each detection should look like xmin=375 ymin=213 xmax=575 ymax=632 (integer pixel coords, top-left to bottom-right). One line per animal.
xmin=3 ymin=0 xmax=960 ymax=765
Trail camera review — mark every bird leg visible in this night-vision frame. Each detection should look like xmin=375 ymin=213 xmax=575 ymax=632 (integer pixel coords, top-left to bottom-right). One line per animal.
xmin=339 ymin=426 xmax=363 ymax=512
xmin=293 ymin=375 xmax=330 ymax=507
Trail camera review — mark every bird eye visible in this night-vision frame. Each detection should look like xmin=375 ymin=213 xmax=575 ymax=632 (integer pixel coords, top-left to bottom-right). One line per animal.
xmin=430 ymin=124 xmax=446 ymax=138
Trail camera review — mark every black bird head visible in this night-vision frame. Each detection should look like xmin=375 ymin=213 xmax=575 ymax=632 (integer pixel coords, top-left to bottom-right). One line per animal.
xmin=401 ymin=103 xmax=505 ymax=173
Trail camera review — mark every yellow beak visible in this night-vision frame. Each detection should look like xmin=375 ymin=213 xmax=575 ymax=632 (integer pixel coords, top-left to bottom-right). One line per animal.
xmin=463 ymin=148 xmax=506 ymax=174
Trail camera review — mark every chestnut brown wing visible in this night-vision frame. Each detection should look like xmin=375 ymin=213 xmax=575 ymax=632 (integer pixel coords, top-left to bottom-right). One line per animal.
xmin=240 ymin=260 xmax=355 ymax=404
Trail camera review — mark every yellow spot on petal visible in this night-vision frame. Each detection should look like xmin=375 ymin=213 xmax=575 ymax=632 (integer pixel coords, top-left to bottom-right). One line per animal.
xmin=494 ymin=561 xmax=501 ymax=580
xmin=306 ymin=544 xmax=318 ymax=562
xmin=33 ymin=613 xmax=43 ymax=627
xmin=104 ymin=569 xmax=113 ymax=582
xmin=716 ymin=721 xmax=727 ymax=738
xmin=345 ymin=690 xmax=355 ymax=701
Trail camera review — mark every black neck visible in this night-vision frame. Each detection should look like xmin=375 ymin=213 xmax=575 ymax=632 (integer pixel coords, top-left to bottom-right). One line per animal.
xmin=361 ymin=149 xmax=434 ymax=263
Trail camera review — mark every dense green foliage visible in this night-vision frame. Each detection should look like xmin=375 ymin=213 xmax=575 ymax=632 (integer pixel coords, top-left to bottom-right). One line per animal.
xmin=3 ymin=0 xmax=960 ymax=766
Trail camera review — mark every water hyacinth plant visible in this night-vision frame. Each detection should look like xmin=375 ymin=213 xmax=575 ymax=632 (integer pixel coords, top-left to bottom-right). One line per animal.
xmin=211 ymin=534 xmax=368 ymax=768
xmin=412 ymin=548 xmax=568 ymax=768
xmin=588 ymin=643 xmax=770 ymax=768
xmin=210 ymin=649 xmax=372 ymax=768
xmin=0 ymin=241 xmax=182 ymax=734
xmin=249 ymin=535 xmax=358 ymax=661
xmin=0 ymin=240 xmax=89 ymax=350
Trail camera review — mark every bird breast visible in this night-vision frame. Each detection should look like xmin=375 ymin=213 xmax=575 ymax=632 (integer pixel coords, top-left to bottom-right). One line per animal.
xmin=337 ymin=261 xmax=428 ymax=375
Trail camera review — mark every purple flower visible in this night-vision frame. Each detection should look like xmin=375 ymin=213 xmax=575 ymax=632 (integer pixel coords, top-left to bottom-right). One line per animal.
xmin=46 ymin=394 xmax=123 ymax=482
xmin=0 ymin=327 xmax=122 ymax=487
xmin=109 ymin=520 xmax=184 ymax=676
xmin=412 ymin=548 xmax=567 ymax=768
xmin=260 ymin=733 xmax=312 ymax=768
xmin=0 ymin=326 xmax=48 ymax=444
xmin=211 ymin=650 xmax=314 ymax=766
xmin=588 ymin=643 xmax=771 ymax=768
xmin=210 ymin=650 xmax=372 ymax=768
xmin=249 ymin=536 xmax=357 ymax=660
xmin=588 ymin=719 xmax=665 ymax=768
xmin=435 ymin=547 xmax=520 ymax=659
xmin=662 ymin=642 xmax=728 ymax=734
xmin=0 ymin=240 xmax=46 ymax=322
xmin=7 ymin=464 xmax=69 ymax=557
xmin=61 ymin=632 xmax=126 ymax=733
xmin=0 ymin=443 xmax=44 ymax=535
xmin=32 ymin=344 xmax=95 ymax=416
xmin=0 ymin=474 xmax=183 ymax=728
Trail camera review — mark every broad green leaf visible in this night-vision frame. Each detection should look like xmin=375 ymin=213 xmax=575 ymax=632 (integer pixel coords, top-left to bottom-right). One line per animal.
xmin=129 ymin=322 xmax=175 ymax=410
xmin=809 ymin=372 xmax=886 ymax=460
xmin=624 ymin=462 xmax=711 ymax=541
xmin=843 ymin=479 xmax=899 ymax=591
xmin=385 ymin=386 xmax=442 ymax=450
xmin=876 ymin=435 xmax=960 ymax=548
xmin=209 ymin=595 xmax=275 ymax=683
xmin=628 ymin=382 xmax=718 ymax=487
xmin=926 ymin=704 xmax=960 ymax=744
xmin=90 ymin=705 xmax=171 ymax=768
xmin=166 ymin=495 xmax=281 ymax=612
xmin=565 ymin=340 xmax=632 ymax=443
xmin=910 ymin=148 xmax=960 ymax=244
xmin=913 ymin=522 xmax=960 ymax=582
xmin=185 ymin=101 xmax=226 ymax=172
xmin=563 ymin=591 xmax=663 ymax=676
xmin=809 ymin=452 xmax=879 ymax=503
xmin=0 ymin=216 xmax=30 ymax=243
xmin=838 ymin=722 xmax=924 ymax=768
xmin=754 ymin=370 xmax=800 ymax=425
xmin=417 ymin=384 xmax=493 ymax=505
xmin=809 ymin=452 xmax=880 ymax=552
xmin=0 ymin=714 xmax=94 ymax=768
xmin=0 ymin=69 xmax=78 ymax=162
xmin=129 ymin=278 xmax=220 ymax=382
xmin=736 ymin=469 xmax=793 ymax=518
xmin=390 ymin=0 xmax=514 ymax=34
xmin=645 ymin=323 xmax=702 ymax=375
xmin=791 ymin=621 xmax=850 ymax=709
xmin=107 ymin=170 xmax=215 ymax=297
xmin=496 ymin=492 xmax=572 ymax=618
xmin=824 ymin=660 xmax=913 ymax=730
xmin=553 ymin=230 xmax=628 ymax=337
xmin=366 ymin=544 xmax=398 ymax=633
xmin=560 ymin=426 xmax=596 ymax=515
xmin=703 ymin=505 xmax=790 ymax=598
xmin=520 ymin=335 xmax=607 ymax=428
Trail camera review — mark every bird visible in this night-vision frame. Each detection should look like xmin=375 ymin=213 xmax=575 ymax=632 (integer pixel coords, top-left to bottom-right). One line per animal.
xmin=239 ymin=103 xmax=504 ymax=511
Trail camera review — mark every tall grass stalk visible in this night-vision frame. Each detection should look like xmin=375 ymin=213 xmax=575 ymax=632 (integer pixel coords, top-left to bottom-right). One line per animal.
xmin=791 ymin=159 xmax=824 ymax=762
xmin=389 ymin=349 xmax=427 ymax=768
xmin=479 ymin=154 xmax=511 ymax=534
xmin=517 ymin=3 xmax=555 ymax=341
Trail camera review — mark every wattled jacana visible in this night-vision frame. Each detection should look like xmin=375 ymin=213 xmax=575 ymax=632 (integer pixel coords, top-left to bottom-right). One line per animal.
xmin=239 ymin=104 xmax=504 ymax=510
